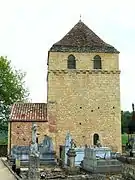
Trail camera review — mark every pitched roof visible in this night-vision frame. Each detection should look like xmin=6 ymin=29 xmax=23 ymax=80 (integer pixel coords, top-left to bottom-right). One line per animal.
xmin=50 ymin=20 xmax=119 ymax=53
xmin=10 ymin=103 xmax=47 ymax=122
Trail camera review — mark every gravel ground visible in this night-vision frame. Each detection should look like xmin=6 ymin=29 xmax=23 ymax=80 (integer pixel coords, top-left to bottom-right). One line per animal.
xmin=0 ymin=158 xmax=16 ymax=180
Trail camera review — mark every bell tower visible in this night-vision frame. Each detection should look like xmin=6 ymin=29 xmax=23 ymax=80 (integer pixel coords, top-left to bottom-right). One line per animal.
xmin=47 ymin=20 xmax=121 ymax=153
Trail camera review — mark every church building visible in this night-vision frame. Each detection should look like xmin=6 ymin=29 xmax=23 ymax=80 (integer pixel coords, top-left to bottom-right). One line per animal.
xmin=8 ymin=20 xmax=122 ymax=155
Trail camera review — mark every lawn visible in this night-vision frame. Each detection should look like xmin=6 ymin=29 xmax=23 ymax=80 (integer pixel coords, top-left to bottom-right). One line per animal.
xmin=122 ymin=133 xmax=128 ymax=145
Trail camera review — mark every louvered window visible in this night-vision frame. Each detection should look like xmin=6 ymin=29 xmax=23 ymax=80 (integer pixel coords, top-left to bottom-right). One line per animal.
xmin=67 ymin=55 xmax=76 ymax=69
xmin=93 ymin=55 xmax=102 ymax=69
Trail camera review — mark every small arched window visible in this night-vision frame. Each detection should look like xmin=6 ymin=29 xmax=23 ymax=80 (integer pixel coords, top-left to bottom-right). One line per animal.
xmin=67 ymin=55 xmax=76 ymax=69
xmin=93 ymin=133 xmax=99 ymax=145
xmin=93 ymin=55 xmax=102 ymax=69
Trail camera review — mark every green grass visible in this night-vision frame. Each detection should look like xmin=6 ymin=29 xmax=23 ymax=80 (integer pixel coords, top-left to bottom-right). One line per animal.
xmin=122 ymin=133 xmax=128 ymax=145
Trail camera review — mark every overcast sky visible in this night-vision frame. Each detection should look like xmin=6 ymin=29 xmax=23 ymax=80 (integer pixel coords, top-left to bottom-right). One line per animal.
xmin=0 ymin=0 xmax=135 ymax=111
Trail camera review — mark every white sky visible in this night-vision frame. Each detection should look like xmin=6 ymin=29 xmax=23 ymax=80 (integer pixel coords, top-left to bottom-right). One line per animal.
xmin=0 ymin=0 xmax=135 ymax=111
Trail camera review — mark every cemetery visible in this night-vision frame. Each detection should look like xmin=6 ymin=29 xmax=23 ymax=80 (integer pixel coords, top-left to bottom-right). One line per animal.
xmin=2 ymin=123 xmax=126 ymax=179
xmin=4 ymin=109 xmax=135 ymax=180
xmin=1 ymin=104 xmax=135 ymax=179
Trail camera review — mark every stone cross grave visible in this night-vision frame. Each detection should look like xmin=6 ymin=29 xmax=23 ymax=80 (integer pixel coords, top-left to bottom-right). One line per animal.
xmin=28 ymin=122 xmax=40 ymax=180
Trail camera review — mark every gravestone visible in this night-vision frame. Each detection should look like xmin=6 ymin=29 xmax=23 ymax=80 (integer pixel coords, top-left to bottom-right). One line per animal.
xmin=60 ymin=131 xmax=85 ymax=166
xmin=67 ymin=139 xmax=76 ymax=168
xmin=65 ymin=130 xmax=72 ymax=147
xmin=64 ymin=131 xmax=72 ymax=165
xmin=10 ymin=135 xmax=56 ymax=166
xmin=38 ymin=135 xmax=56 ymax=165
xmin=66 ymin=139 xmax=80 ymax=175
xmin=82 ymin=146 xmax=122 ymax=173
xmin=128 ymin=103 xmax=135 ymax=157
xmin=75 ymin=147 xmax=85 ymax=166
xmin=11 ymin=145 xmax=30 ymax=165
xmin=28 ymin=122 xmax=40 ymax=180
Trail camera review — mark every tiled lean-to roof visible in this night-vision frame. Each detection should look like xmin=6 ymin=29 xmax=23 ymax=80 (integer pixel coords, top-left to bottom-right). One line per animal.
xmin=50 ymin=20 xmax=119 ymax=53
xmin=10 ymin=103 xmax=47 ymax=122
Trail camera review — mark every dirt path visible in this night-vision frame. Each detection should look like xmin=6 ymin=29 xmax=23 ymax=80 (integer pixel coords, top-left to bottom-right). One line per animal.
xmin=0 ymin=158 xmax=16 ymax=180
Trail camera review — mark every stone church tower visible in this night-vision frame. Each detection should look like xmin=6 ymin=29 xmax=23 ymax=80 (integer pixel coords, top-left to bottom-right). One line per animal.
xmin=47 ymin=20 xmax=121 ymax=153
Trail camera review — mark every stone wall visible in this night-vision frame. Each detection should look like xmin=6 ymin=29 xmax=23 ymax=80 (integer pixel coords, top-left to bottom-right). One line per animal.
xmin=47 ymin=52 xmax=121 ymax=153
xmin=48 ymin=52 xmax=119 ymax=71
xmin=9 ymin=120 xmax=56 ymax=154
xmin=10 ymin=122 xmax=32 ymax=147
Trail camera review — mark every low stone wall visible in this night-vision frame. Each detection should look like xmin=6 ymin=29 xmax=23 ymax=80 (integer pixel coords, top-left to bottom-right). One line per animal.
xmin=0 ymin=145 xmax=7 ymax=157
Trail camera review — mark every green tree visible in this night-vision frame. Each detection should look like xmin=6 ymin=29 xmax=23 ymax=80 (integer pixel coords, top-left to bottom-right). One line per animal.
xmin=0 ymin=56 xmax=29 ymax=129
xmin=121 ymin=111 xmax=132 ymax=134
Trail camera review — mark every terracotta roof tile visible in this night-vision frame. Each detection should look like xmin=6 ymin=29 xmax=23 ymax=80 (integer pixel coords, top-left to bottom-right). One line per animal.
xmin=50 ymin=21 xmax=119 ymax=53
xmin=10 ymin=103 xmax=47 ymax=122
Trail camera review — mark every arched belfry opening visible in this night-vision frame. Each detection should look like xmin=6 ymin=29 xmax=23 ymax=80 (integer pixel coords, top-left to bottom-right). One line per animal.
xmin=67 ymin=54 xmax=76 ymax=69
xmin=93 ymin=55 xmax=102 ymax=69
xmin=93 ymin=133 xmax=99 ymax=145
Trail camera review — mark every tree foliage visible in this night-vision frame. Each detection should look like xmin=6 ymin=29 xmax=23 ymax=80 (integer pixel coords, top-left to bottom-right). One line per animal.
xmin=0 ymin=56 xmax=29 ymax=128
xmin=121 ymin=111 xmax=132 ymax=134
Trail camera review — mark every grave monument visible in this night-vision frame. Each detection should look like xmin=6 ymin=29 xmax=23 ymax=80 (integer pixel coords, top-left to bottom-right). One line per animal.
xmin=38 ymin=134 xmax=56 ymax=165
xmin=127 ymin=103 xmax=135 ymax=157
xmin=67 ymin=139 xmax=76 ymax=168
xmin=82 ymin=145 xmax=122 ymax=173
xmin=66 ymin=139 xmax=80 ymax=175
xmin=28 ymin=122 xmax=40 ymax=180
xmin=60 ymin=131 xmax=85 ymax=166
xmin=10 ymin=134 xmax=56 ymax=166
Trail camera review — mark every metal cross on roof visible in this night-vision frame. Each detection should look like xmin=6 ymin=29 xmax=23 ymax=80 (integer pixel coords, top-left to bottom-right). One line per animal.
xmin=80 ymin=14 xmax=82 ymax=22
xmin=132 ymin=103 xmax=134 ymax=112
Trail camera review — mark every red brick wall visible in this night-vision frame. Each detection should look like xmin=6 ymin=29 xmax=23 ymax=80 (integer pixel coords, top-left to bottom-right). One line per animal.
xmin=9 ymin=107 xmax=57 ymax=153
xmin=10 ymin=118 xmax=57 ymax=152
xmin=11 ymin=122 xmax=32 ymax=147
